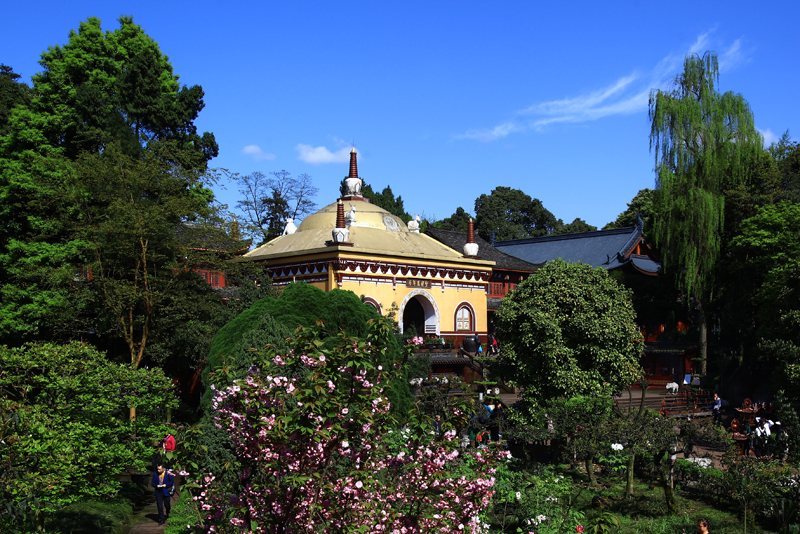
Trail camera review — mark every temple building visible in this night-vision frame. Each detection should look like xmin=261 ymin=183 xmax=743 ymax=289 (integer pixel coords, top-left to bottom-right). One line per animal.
xmin=243 ymin=149 xmax=494 ymax=349
xmin=241 ymin=149 xmax=688 ymax=385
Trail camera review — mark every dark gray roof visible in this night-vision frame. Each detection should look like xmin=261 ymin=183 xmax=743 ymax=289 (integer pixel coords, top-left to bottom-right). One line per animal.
xmin=426 ymin=228 xmax=538 ymax=272
xmin=495 ymin=225 xmax=660 ymax=272
xmin=630 ymin=255 xmax=660 ymax=275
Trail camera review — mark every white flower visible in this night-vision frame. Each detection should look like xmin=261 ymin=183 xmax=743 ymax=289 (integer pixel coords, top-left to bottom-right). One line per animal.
xmin=611 ymin=443 xmax=624 ymax=451
xmin=515 ymin=491 xmax=521 ymax=501
xmin=355 ymin=480 xmax=363 ymax=489
xmin=341 ymin=440 xmax=350 ymax=449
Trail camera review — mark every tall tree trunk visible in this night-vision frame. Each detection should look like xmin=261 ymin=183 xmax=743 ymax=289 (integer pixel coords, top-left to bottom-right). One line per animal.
xmin=625 ymin=453 xmax=635 ymax=499
xmin=699 ymin=311 xmax=708 ymax=375
xmin=585 ymin=456 xmax=597 ymax=487
xmin=662 ymin=447 xmax=677 ymax=512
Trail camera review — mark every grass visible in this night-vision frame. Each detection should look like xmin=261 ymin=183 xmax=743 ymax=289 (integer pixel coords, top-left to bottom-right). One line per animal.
xmin=164 ymin=491 xmax=203 ymax=534
xmin=564 ymin=469 xmax=772 ymax=534
xmin=46 ymin=496 xmax=137 ymax=533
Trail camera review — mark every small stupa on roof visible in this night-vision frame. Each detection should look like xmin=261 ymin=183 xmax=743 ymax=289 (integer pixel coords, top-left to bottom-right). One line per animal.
xmin=342 ymin=148 xmax=364 ymax=199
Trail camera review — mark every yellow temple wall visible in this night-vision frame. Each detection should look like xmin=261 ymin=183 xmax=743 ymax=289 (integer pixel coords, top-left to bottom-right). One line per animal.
xmin=338 ymin=278 xmax=488 ymax=334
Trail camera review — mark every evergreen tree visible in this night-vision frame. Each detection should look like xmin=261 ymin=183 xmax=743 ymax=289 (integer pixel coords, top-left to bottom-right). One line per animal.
xmin=474 ymin=186 xmax=559 ymax=241
xmin=431 ymin=207 xmax=472 ymax=233
xmin=649 ymin=52 xmax=762 ymax=373
xmin=361 ymin=182 xmax=411 ymax=221
xmin=0 ymin=18 xmax=221 ymax=372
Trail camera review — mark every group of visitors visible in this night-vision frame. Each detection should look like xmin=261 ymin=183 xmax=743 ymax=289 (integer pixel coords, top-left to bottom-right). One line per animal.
xmin=462 ymin=399 xmax=505 ymax=448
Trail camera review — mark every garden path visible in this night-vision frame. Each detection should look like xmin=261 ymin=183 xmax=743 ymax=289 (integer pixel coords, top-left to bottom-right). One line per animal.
xmin=124 ymin=497 xmax=164 ymax=534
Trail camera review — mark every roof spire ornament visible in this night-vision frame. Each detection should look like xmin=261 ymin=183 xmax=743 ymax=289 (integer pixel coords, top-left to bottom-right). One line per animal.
xmin=342 ymin=147 xmax=363 ymax=198
xmin=464 ymin=219 xmax=479 ymax=257
xmin=331 ymin=199 xmax=350 ymax=244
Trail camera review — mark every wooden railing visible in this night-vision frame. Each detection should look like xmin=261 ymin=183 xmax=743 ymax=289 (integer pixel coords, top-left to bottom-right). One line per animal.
xmin=488 ymin=282 xmax=517 ymax=298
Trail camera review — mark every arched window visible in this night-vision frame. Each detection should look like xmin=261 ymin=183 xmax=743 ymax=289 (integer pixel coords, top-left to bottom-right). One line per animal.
xmin=361 ymin=297 xmax=382 ymax=315
xmin=455 ymin=304 xmax=474 ymax=331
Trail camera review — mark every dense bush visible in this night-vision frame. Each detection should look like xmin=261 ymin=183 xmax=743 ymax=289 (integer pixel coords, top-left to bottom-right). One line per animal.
xmin=0 ymin=342 xmax=176 ymax=530
xmin=202 ymin=283 xmax=410 ymax=409
xmin=45 ymin=497 xmax=136 ymax=533
xmin=495 ymin=259 xmax=643 ymax=400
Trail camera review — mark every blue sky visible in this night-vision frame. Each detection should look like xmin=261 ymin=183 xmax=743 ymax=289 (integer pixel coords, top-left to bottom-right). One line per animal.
xmin=4 ymin=2 xmax=799 ymax=228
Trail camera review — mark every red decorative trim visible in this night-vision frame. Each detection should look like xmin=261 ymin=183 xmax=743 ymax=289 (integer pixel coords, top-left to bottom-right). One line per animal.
xmin=361 ymin=296 xmax=382 ymax=315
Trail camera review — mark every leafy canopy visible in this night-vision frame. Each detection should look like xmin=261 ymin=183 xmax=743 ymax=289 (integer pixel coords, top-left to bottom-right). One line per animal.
xmin=475 ymin=186 xmax=560 ymax=241
xmin=0 ymin=342 xmax=175 ymax=526
xmin=649 ymin=52 xmax=762 ymax=303
xmin=495 ymin=259 xmax=643 ymax=399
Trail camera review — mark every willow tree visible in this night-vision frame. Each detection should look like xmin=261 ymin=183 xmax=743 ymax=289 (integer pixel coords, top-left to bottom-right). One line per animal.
xmin=649 ymin=53 xmax=762 ymax=373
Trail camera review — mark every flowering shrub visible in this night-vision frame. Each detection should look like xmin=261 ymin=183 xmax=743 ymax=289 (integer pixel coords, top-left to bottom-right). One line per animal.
xmin=195 ymin=324 xmax=503 ymax=532
xmin=487 ymin=462 xmax=585 ymax=533
xmin=407 ymin=335 xmax=424 ymax=346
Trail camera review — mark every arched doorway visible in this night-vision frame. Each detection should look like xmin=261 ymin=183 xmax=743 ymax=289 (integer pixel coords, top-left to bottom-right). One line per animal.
xmin=399 ymin=290 xmax=440 ymax=335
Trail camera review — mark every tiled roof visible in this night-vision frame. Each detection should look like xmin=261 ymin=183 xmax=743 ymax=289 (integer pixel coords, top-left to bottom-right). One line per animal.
xmin=426 ymin=228 xmax=538 ymax=272
xmin=494 ymin=225 xmax=659 ymax=272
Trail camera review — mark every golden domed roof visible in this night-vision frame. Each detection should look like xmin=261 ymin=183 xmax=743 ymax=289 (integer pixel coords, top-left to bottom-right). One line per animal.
xmin=299 ymin=199 xmax=407 ymax=232
xmin=243 ymin=149 xmax=492 ymax=266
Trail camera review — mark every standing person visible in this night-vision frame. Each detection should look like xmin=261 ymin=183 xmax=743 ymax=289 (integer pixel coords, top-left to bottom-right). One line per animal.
xmin=711 ymin=393 xmax=723 ymax=425
xmin=152 ymin=463 xmax=174 ymax=525
xmin=490 ymin=401 xmax=505 ymax=441
xmin=697 ymin=518 xmax=710 ymax=533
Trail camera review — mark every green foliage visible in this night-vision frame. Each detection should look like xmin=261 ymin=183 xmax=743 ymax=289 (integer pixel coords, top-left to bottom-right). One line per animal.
xmin=164 ymin=493 xmax=203 ymax=534
xmin=204 ymin=283 xmax=411 ymax=413
xmin=45 ymin=496 xmax=136 ymax=534
xmin=495 ymin=259 xmax=643 ymax=399
xmin=475 ymin=186 xmax=560 ymax=241
xmin=0 ymin=65 xmax=31 ymax=135
xmin=555 ymin=217 xmax=597 ymax=235
xmin=19 ymin=16 xmax=217 ymax=164
xmin=733 ymin=202 xmax=800 ymax=341
xmin=0 ymin=16 xmax=221 ymax=368
xmin=604 ymin=188 xmax=654 ymax=233
xmin=432 ymin=206 xmax=472 ymax=233
xmin=361 ymin=182 xmax=412 ymax=221
xmin=0 ymin=342 xmax=175 ymax=528
xmin=488 ymin=463 xmax=586 ymax=533
xmin=650 ymin=52 xmax=763 ymax=305
xmin=770 ymin=132 xmax=800 ymax=202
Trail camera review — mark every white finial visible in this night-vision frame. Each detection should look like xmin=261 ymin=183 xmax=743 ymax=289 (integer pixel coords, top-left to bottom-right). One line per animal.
xmin=407 ymin=214 xmax=420 ymax=233
xmin=282 ymin=217 xmax=297 ymax=236
xmin=345 ymin=204 xmax=357 ymax=227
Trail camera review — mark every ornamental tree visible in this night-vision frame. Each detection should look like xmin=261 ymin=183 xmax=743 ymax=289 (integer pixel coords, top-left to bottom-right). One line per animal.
xmin=495 ymin=259 xmax=643 ymax=400
xmin=196 ymin=323 xmax=505 ymax=532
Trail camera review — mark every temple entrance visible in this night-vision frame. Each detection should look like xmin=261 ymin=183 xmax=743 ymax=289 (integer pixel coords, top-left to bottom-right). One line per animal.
xmin=402 ymin=298 xmax=425 ymax=336
xmin=400 ymin=291 xmax=439 ymax=335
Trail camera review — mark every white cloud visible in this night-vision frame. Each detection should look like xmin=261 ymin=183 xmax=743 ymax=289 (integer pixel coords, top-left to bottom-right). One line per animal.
xmin=241 ymin=144 xmax=276 ymax=161
xmin=719 ymin=38 xmax=745 ymax=72
xmin=521 ymin=74 xmax=638 ymax=117
xmin=758 ymin=128 xmax=779 ymax=147
xmin=295 ymin=144 xmax=351 ymax=164
xmin=458 ymin=30 xmax=749 ymax=142
xmin=687 ymin=31 xmax=713 ymax=57
xmin=456 ymin=121 xmax=522 ymax=142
